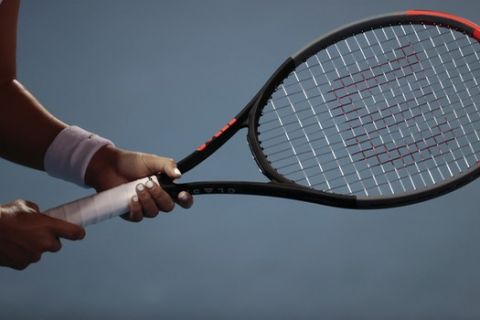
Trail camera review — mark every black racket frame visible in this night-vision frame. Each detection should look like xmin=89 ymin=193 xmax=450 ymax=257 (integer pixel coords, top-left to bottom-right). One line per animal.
xmin=161 ymin=11 xmax=480 ymax=209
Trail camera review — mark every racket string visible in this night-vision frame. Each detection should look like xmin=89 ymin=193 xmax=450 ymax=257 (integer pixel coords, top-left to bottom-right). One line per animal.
xmin=276 ymin=26 xmax=474 ymax=100
xmin=261 ymin=38 xmax=479 ymax=122
xmin=333 ymin=23 xmax=476 ymax=187
xmin=262 ymin=45 xmax=480 ymax=133
xmin=261 ymin=74 xmax=480 ymax=160
xmin=284 ymin=69 xmax=341 ymax=189
xmin=257 ymin=23 xmax=480 ymax=196
xmin=277 ymin=108 xmax=480 ymax=183
xmin=269 ymin=98 xmax=313 ymax=187
xmin=295 ymin=136 xmax=478 ymax=196
xmin=319 ymin=148 xmax=479 ymax=195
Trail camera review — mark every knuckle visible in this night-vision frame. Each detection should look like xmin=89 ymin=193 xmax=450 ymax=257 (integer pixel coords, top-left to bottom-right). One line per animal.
xmin=49 ymin=240 xmax=62 ymax=252
xmin=12 ymin=199 xmax=27 ymax=210
xmin=25 ymin=201 xmax=40 ymax=212
xmin=15 ymin=263 xmax=29 ymax=271
xmin=42 ymin=238 xmax=54 ymax=248
xmin=12 ymin=199 xmax=39 ymax=213
xmin=30 ymin=253 xmax=42 ymax=263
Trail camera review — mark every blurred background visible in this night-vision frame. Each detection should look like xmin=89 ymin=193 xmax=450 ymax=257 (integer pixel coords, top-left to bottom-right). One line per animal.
xmin=0 ymin=0 xmax=479 ymax=319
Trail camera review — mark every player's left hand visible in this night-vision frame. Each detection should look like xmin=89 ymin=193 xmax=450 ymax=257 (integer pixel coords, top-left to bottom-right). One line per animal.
xmin=85 ymin=145 xmax=193 ymax=222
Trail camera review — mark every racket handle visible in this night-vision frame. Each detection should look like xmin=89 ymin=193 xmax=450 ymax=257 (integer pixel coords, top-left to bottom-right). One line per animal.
xmin=44 ymin=176 xmax=158 ymax=226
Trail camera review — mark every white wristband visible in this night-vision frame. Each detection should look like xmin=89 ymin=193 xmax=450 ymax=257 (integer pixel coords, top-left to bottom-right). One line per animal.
xmin=44 ymin=126 xmax=114 ymax=187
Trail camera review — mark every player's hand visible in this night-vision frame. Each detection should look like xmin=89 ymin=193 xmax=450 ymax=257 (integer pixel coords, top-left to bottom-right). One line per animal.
xmin=85 ymin=145 xmax=193 ymax=222
xmin=0 ymin=200 xmax=86 ymax=270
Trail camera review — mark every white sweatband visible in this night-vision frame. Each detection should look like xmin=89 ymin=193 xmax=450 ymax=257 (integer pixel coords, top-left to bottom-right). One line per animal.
xmin=44 ymin=126 xmax=114 ymax=187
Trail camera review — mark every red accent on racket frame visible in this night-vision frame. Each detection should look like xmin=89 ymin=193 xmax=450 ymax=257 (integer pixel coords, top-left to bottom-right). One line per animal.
xmin=406 ymin=10 xmax=480 ymax=40
xmin=196 ymin=118 xmax=238 ymax=152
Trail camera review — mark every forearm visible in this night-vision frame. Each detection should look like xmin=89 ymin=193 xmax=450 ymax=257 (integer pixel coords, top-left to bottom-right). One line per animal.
xmin=0 ymin=79 xmax=66 ymax=170
xmin=0 ymin=0 xmax=64 ymax=170
xmin=0 ymin=0 xmax=18 ymax=84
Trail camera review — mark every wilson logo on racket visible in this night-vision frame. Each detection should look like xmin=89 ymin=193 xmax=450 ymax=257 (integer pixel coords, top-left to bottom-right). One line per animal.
xmin=197 ymin=118 xmax=238 ymax=152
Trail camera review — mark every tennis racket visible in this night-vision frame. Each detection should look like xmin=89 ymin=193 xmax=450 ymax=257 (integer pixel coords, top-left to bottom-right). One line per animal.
xmin=45 ymin=10 xmax=480 ymax=226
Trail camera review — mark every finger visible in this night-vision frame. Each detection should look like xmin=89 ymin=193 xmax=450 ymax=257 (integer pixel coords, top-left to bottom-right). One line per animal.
xmin=45 ymin=216 xmax=86 ymax=241
xmin=141 ymin=154 xmax=181 ymax=179
xmin=136 ymin=183 xmax=160 ymax=218
xmin=24 ymin=200 xmax=40 ymax=212
xmin=40 ymin=237 xmax=62 ymax=253
xmin=12 ymin=246 xmax=41 ymax=269
xmin=28 ymin=251 xmax=42 ymax=264
xmin=12 ymin=199 xmax=39 ymax=213
xmin=4 ymin=258 xmax=29 ymax=270
xmin=0 ymin=243 xmax=31 ymax=270
xmin=145 ymin=179 xmax=175 ymax=213
xmin=163 ymin=164 xmax=182 ymax=180
xmin=128 ymin=196 xmax=143 ymax=222
xmin=176 ymin=191 xmax=194 ymax=209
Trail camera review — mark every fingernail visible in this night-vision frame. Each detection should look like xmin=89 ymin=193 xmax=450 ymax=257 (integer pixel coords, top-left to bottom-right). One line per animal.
xmin=174 ymin=168 xmax=182 ymax=177
xmin=132 ymin=196 xmax=139 ymax=202
xmin=145 ymin=180 xmax=154 ymax=189
xmin=136 ymin=184 xmax=144 ymax=192
xmin=178 ymin=191 xmax=189 ymax=201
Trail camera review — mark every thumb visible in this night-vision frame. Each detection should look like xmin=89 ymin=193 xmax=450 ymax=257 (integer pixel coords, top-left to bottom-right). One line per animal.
xmin=140 ymin=154 xmax=182 ymax=179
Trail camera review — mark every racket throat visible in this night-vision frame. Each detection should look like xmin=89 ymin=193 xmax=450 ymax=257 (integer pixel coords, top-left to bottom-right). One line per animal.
xmin=177 ymin=112 xmax=250 ymax=174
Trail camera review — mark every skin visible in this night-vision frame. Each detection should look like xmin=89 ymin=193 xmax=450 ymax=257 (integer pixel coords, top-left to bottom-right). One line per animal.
xmin=0 ymin=0 xmax=193 ymax=270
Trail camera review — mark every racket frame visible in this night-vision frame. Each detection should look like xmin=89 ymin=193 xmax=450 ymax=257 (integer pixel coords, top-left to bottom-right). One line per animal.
xmin=163 ymin=10 xmax=480 ymax=208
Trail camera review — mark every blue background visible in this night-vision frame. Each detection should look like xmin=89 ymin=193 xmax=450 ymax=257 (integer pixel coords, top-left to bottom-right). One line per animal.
xmin=1 ymin=0 xmax=479 ymax=319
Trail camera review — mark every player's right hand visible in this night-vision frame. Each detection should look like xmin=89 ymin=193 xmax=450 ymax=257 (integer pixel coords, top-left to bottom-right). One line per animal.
xmin=0 ymin=199 xmax=85 ymax=270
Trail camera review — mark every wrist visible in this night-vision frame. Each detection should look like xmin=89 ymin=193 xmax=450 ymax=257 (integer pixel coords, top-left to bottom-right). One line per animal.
xmin=44 ymin=126 xmax=114 ymax=187
xmin=84 ymin=145 xmax=120 ymax=191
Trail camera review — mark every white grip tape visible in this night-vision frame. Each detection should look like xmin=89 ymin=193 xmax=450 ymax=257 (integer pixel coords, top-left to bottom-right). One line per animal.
xmin=44 ymin=176 xmax=159 ymax=226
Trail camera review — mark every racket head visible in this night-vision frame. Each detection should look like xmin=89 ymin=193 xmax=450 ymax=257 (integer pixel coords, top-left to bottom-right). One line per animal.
xmin=248 ymin=10 xmax=480 ymax=208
